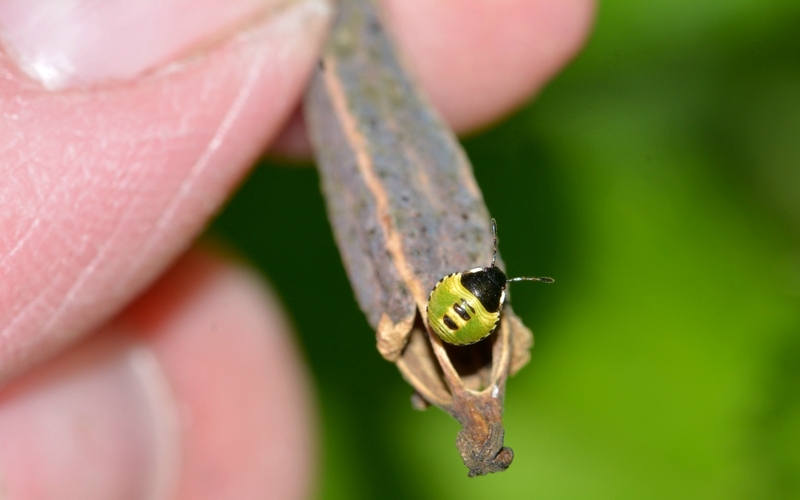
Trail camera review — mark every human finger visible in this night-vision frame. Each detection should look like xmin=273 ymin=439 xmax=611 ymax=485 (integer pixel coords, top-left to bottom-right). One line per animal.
xmin=0 ymin=249 xmax=315 ymax=499
xmin=0 ymin=0 xmax=332 ymax=381
xmin=269 ymin=0 xmax=596 ymax=157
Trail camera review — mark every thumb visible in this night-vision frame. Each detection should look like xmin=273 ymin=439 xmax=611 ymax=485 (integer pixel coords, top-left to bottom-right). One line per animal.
xmin=0 ymin=0 xmax=331 ymax=382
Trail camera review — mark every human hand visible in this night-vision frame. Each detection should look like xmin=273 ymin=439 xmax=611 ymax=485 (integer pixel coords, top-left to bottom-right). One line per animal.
xmin=0 ymin=1 xmax=594 ymax=497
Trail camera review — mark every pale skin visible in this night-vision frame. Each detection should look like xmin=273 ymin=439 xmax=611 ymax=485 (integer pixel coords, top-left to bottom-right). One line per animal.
xmin=0 ymin=0 xmax=594 ymax=497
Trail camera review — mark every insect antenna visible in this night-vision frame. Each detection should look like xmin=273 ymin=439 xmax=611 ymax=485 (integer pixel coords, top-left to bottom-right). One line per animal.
xmin=490 ymin=218 xmax=554 ymax=283
xmin=507 ymin=276 xmax=555 ymax=284
xmin=490 ymin=218 xmax=498 ymax=267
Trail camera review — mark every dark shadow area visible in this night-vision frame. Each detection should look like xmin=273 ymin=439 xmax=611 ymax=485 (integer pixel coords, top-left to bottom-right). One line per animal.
xmin=441 ymin=329 xmax=496 ymax=390
xmin=463 ymin=108 xmax=582 ymax=344
xmin=210 ymin=163 xmax=424 ymax=499
xmin=697 ymin=13 xmax=800 ymax=243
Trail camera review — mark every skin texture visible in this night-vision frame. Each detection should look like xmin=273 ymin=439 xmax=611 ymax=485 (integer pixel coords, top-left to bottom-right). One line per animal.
xmin=0 ymin=0 xmax=595 ymax=497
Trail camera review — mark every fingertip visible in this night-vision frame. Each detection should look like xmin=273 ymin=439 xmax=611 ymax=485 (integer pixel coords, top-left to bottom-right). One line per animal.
xmin=268 ymin=0 xmax=596 ymax=158
xmin=0 ymin=249 xmax=316 ymax=499
xmin=384 ymin=0 xmax=596 ymax=132
xmin=124 ymin=248 xmax=316 ymax=499
xmin=0 ymin=0 xmax=330 ymax=90
xmin=267 ymin=107 xmax=314 ymax=160
xmin=0 ymin=335 xmax=181 ymax=499
xmin=0 ymin=0 xmax=331 ymax=381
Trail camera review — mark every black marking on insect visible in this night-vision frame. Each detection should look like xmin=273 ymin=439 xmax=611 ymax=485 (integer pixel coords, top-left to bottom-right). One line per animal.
xmin=453 ymin=302 xmax=471 ymax=321
xmin=443 ymin=315 xmax=459 ymax=330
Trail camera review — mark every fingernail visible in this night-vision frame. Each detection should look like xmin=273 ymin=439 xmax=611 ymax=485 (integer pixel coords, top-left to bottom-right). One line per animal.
xmin=0 ymin=0 xmax=328 ymax=89
xmin=0 ymin=335 xmax=180 ymax=499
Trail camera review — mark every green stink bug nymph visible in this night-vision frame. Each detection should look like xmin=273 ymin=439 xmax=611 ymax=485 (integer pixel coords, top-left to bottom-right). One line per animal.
xmin=426 ymin=219 xmax=553 ymax=346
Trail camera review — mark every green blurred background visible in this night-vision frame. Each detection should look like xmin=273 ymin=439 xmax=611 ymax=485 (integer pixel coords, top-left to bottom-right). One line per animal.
xmin=210 ymin=1 xmax=800 ymax=497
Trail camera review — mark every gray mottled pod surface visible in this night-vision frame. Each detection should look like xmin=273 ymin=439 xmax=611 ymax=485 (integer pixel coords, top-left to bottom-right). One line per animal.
xmin=304 ymin=0 xmax=537 ymax=477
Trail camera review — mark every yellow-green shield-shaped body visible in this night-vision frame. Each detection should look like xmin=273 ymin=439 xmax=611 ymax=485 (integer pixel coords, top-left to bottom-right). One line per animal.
xmin=426 ymin=270 xmax=505 ymax=346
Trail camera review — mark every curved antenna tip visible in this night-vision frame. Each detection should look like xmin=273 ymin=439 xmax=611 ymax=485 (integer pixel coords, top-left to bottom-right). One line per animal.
xmin=490 ymin=218 xmax=498 ymax=267
xmin=507 ymin=276 xmax=554 ymax=284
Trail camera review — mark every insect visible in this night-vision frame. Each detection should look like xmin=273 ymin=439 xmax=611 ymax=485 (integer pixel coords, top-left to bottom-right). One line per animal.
xmin=426 ymin=218 xmax=553 ymax=346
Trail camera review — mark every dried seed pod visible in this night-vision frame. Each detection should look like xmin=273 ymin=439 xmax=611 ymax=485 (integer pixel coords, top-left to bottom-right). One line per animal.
xmin=304 ymin=0 xmax=547 ymax=477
